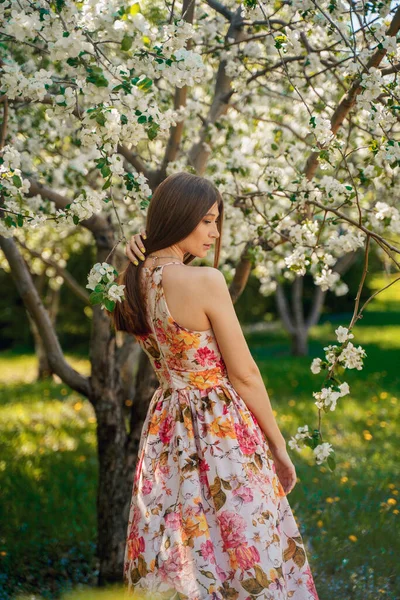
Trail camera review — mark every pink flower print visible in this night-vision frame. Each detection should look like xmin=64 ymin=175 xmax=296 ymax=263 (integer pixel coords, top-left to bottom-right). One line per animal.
xmin=216 ymin=357 xmax=227 ymax=373
xmin=195 ymin=346 xmax=218 ymax=367
xmin=217 ymin=511 xmax=247 ymax=550
xmin=165 ymin=511 xmax=183 ymax=531
xmin=154 ymin=359 xmax=162 ymax=370
xmin=222 ymin=403 xmax=229 ymax=415
xmin=159 ymin=413 xmax=175 ymax=444
xmin=216 ymin=564 xmax=228 ymax=582
xmin=304 ymin=565 xmax=320 ymax=598
xmin=235 ymin=422 xmax=258 ymax=455
xmin=199 ymin=458 xmax=210 ymax=474
xmin=234 ymin=544 xmax=260 ymax=571
xmin=200 ymin=540 xmax=216 ymax=564
xmin=159 ymin=544 xmax=198 ymax=596
xmin=155 ymin=323 xmax=168 ymax=343
xmin=156 ymin=400 xmax=163 ymax=411
xmin=232 ymin=485 xmax=254 ymax=503
xmin=168 ymin=355 xmax=183 ymax=369
xmin=142 ymin=478 xmax=153 ymax=495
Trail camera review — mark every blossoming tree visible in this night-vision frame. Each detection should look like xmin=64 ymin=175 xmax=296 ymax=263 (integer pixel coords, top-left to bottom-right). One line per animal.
xmin=1 ymin=0 xmax=400 ymax=583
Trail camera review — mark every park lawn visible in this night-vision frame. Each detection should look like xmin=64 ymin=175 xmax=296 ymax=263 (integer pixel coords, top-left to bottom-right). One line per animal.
xmin=0 ymin=274 xmax=399 ymax=600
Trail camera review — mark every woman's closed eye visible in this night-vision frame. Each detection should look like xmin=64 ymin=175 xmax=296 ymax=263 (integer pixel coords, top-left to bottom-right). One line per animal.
xmin=204 ymin=220 xmax=219 ymax=225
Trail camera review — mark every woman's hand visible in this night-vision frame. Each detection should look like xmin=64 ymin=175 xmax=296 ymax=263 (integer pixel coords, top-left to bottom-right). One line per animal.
xmin=270 ymin=445 xmax=297 ymax=495
xmin=125 ymin=230 xmax=147 ymax=265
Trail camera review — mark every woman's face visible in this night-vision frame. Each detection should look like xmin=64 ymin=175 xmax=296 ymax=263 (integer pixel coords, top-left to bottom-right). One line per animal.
xmin=179 ymin=201 xmax=220 ymax=257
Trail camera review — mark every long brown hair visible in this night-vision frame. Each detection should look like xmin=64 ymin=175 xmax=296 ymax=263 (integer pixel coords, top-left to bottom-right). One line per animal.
xmin=110 ymin=172 xmax=224 ymax=336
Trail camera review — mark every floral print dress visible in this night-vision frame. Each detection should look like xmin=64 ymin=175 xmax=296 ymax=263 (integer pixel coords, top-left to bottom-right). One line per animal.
xmin=123 ymin=262 xmax=319 ymax=600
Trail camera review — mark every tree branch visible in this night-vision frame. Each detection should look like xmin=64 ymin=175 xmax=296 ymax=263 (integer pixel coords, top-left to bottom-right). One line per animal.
xmin=27 ymin=179 xmax=114 ymax=249
xmin=188 ymin=6 xmax=246 ymax=174
xmin=205 ymin=0 xmax=233 ymax=20
xmin=0 ymin=235 xmax=90 ymax=397
xmin=154 ymin=0 xmax=196 ymax=185
xmin=304 ymin=5 xmax=400 ymax=180
xmin=228 ymin=241 xmax=253 ymax=304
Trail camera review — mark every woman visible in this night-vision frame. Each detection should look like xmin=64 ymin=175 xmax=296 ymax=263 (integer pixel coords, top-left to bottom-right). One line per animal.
xmin=114 ymin=172 xmax=319 ymax=599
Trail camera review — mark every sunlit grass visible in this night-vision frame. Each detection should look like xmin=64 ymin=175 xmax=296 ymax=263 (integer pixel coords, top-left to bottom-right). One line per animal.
xmin=0 ymin=352 xmax=91 ymax=384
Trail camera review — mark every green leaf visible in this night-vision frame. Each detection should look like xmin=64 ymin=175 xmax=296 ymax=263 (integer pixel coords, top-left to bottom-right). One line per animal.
xmin=72 ymin=215 xmax=80 ymax=225
xmin=94 ymin=284 xmax=103 ymax=292
xmin=147 ymin=122 xmax=160 ymax=141
xmin=121 ymin=35 xmax=133 ymax=51
xmin=327 ymin=454 xmax=336 ymax=471
xmin=101 ymin=165 xmax=111 ymax=178
xmin=303 ymin=437 xmax=314 ymax=449
xmin=137 ymin=115 xmax=147 ymax=124
xmin=137 ymin=77 xmax=153 ymax=91
xmin=12 ymin=175 xmax=22 ymax=188
xmin=96 ymin=113 xmax=106 ymax=126
xmin=4 ymin=215 xmax=16 ymax=228
xmin=102 ymin=178 xmax=112 ymax=190
xmin=104 ymin=298 xmax=116 ymax=312
xmin=120 ymin=114 xmax=128 ymax=125
xmin=67 ymin=57 xmax=79 ymax=67
xmin=17 ymin=214 xmax=24 ymax=227
xmin=90 ymin=292 xmax=104 ymax=305
xmin=56 ymin=0 xmax=66 ymax=12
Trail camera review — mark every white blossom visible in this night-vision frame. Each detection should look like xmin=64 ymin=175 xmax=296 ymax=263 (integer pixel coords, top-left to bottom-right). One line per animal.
xmin=311 ymin=358 xmax=322 ymax=374
xmin=313 ymin=442 xmax=334 ymax=465
xmin=338 ymin=342 xmax=367 ymax=370
xmin=335 ymin=326 xmax=354 ymax=344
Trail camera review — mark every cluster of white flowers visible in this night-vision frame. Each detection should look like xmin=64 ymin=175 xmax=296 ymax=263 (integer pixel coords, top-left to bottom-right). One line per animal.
xmin=57 ymin=190 xmax=106 ymax=224
xmin=383 ymin=141 xmax=400 ymax=165
xmin=335 ymin=325 xmax=354 ymax=343
xmin=314 ymin=267 xmax=340 ymax=291
xmin=4 ymin=9 xmax=42 ymax=41
xmin=294 ymin=324 xmax=366 ymax=466
xmin=289 ymin=221 xmax=319 ymax=246
xmin=313 ymin=382 xmax=350 ymax=412
xmin=317 ymin=175 xmax=353 ymax=202
xmin=338 ymin=342 xmax=367 ymax=370
xmin=1 ymin=63 xmax=53 ymax=101
xmin=284 ymin=247 xmax=310 ymax=275
xmin=309 ymin=116 xmax=333 ymax=146
xmin=288 ymin=425 xmax=310 ymax=452
xmin=359 ymin=67 xmax=385 ymax=109
xmin=313 ymin=442 xmax=334 ymax=465
xmin=86 ymin=262 xmax=125 ymax=308
xmin=0 ymin=145 xmax=21 ymax=170
xmin=164 ymin=49 xmax=205 ymax=88
xmin=326 ymin=230 xmax=365 ymax=254
xmin=371 ymin=202 xmax=400 ymax=235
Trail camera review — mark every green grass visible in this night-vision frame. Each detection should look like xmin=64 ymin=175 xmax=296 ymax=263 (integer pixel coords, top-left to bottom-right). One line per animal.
xmin=0 ymin=273 xmax=399 ymax=600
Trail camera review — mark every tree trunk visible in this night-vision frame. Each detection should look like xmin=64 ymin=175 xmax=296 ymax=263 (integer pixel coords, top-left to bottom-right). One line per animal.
xmin=31 ymin=284 xmax=61 ymax=379
xmin=30 ymin=316 xmax=53 ymax=379
xmin=290 ymin=327 xmax=309 ymax=356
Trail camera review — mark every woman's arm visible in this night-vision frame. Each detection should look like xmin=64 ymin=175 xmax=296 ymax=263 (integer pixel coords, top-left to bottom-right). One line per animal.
xmin=201 ymin=267 xmax=286 ymax=452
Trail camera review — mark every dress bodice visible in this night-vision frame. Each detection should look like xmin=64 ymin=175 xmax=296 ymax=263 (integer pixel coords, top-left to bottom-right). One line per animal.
xmin=134 ymin=262 xmax=229 ymax=394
